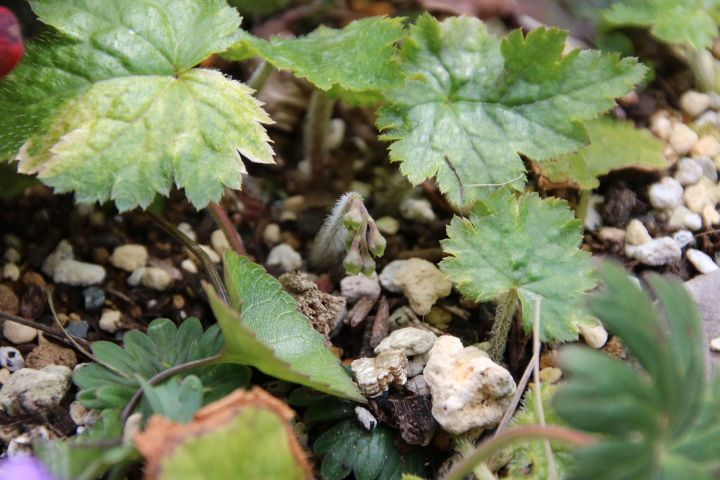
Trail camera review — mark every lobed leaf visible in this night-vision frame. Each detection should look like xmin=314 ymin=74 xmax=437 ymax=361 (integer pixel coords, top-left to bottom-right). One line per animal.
xmin=604 ymin=0 xmax=720 ymax=49
xmin=206 ymin=252 xmax=365 ymax=402
xmin=537 ymin=117 xmax=666 ymax=189
xmin=224 ymin=17 xmax=405 ymax=99
xmin=377 ymin=14 xmax=646 ymax=207
xmin=554 ymin=263 xmax=720 ymax=479
xmin=0 ymin=0 xmax=274 ymax=211
xmin=440 ymin=190 xmax=596 ymax=342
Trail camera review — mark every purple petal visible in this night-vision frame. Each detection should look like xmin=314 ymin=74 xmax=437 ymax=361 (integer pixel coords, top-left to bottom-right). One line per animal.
xmin=0 ymin=455 xmax=55 ymax=480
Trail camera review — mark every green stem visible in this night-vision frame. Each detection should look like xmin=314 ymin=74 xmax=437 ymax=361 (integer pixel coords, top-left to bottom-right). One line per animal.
xmin=146 ymin=210 xmax=230 ymax=305
xmin=442 ymin=426 xmax=595 ymax=480
xmin=246 ymin=59 xmax=274 ymax=92
xmin=684 ymin=46 xmax=717 ymax=92
xmin=209 ymin=201 xmax=247 ymax=256
xmin=304 ymin=89 xmax=335 ymax=179
xmin=120 ymin=353 xmax=222 ymax=423
xmin=576 ymin=190 xmax=591 ymax=226
xmin=488 ymin=290 xmax=518 ymax=362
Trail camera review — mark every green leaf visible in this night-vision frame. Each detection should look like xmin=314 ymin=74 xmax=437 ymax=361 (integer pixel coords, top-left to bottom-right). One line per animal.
xmin=506 ymin=385 xmax=575 ymax=479
xmin=74 ymin=317 xmax=251 ymax=412
xmin=206 ymin=252 xmax=364 ymax=402
xmin=554 ymin=262 xmax=720 ymax=479
xmin=140 ymin=375 xmax=204 ymax=423
xmin=440 ymin=190 xmax=596 ymax=342
xmin=537 ymin=117 xmax=666 ymax=189
xmin=377 ymin=14 xmax=646 ymax=207
xmin=224 ymin=17 xmax=405 ymax=97
xmin=0 ymin=0 xmax=274 ymax=211
xmin=604 ymin=0 xmax=720 ymax=49
xmin=314 ymin=419 xmax=425 ymax=480
xmin=35 ymin=409 xmax=139 ymax=480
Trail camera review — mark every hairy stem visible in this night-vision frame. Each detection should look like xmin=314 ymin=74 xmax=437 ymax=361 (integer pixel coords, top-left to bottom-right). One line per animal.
xmin=146 ymin=210 xmax=230 ymax=305
xmin=488 ymin=290 xmax=518 ymax=362
xmin=304 ymin=89 xmax=335 ymax=179
xmin=246 ymin=59 xmax=274 ymax=92
xmin=442 ymin=426 xmax=595 ymax=480
xmin=209 ymin=201 xmax=247 ymax=256
xmin=120 ymin=353 xmax=222 ymax=423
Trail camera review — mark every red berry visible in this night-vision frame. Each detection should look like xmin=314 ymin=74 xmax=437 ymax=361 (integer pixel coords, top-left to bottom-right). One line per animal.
xmin=0 ymin=7 xmax=24 ymax=78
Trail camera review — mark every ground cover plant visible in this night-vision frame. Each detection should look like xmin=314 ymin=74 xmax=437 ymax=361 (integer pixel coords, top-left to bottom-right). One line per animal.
xmin=0 ymin=0 xmax=719 ymax=479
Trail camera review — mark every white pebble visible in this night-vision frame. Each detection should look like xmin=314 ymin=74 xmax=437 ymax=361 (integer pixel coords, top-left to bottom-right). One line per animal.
xmin=266 ymin=244 xmax=302 ymax=273
xmin=694 ymin=135 xmax=720 ymax=158
xmin=680 ymin=91 xmax=711 ymax=117
xmin=668 ymin=206 xmax=702 ymax=231
xmin=0 ymin=347 xmax=24 ymax=372
xmin=597 ymin=227 xmax=626 ymax=243
xmin=3 ymin=248 xmax=20 ymax=263
xmin=340 ymin=273 xmax=380 ymax=303
xmin=711 ymin=337 xmax=720 ymax=352
xmin=578 ymin=323 xmax=608 ymax=349
xmin=262 ymin=224 xmax=281 ymax=246
xmin=625 ymin=219 xmax=651 ymax=245
xmin=674 ymin=158 xmax=704 ymax=186
xmin=400 ymin=198 xmax=436 ymax=223
xmin=686 ymin=249 xmax=719 ymax=274
xmin=375 ymin=327 xmax=438 ymax=356
xmin=672 ymin=230 xmax=695 ymax=249
xmin=648 ymin=177 xmax=684 ymax=210
xmin=684 ymin=178 xmax=720 ymax=213
xmin=180 ymin=259 xmax=198 ymax=273
xmin=53 ymin=260 xmax=106 ymax=286
xmin=669 ymin=123 xmax=699 ymax=155
xmin=2 ymin=321 xmax=37 ymax=345
xmin=375 ymin=216 xmax=399 ymax=235
xmin=693 ymin=156 xmax=718 ymax=181
xmin=650 ymin=111 xmax=673 ymax=140
xmin=177 ymin=222 xmax=196 ymax=241
xmin=98 ymin=310 xmax=122 ymax=333
xmin=625 ymin=237 xmax=681 ymax=266
xmin=141 ymin=267 xmax=173 ymax=291
xmin=200 ymin=245 xmax=221 ymax=264
xmin=583 ymin=195 xmax=603 ymax=231
xmin=127 ymin=266 xmax=146 ymax=287
xmin=702 ymin=205 xmax=720 ymax=225
xmin=696 ymin=111 xmax=720 ymax=128
xmin=354 ymin=406 xmax=377 ymax=431
xmin=2 ymin=263 xmax=20 ymax=281
xmin=210 ymin=230 xmax=231 ymax=257
xmin=109 ymin=244 xmax=148 ymax=272
xmin=42 ymin=240 xmax=74 ymax=276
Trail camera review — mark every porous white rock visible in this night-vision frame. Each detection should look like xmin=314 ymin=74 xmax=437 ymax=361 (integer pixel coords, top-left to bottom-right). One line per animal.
xmin=210 ymin=229 xmax=231 ymax=256
xmin=625 ymin=219 xmax=651 ymax=245
xmin=674 ymin=158 xmax=704 ymax=186
xmin=2 ymin=322 xmax=37 ymax=345
xmin=669 ymin=123 xmax=699 ymax=155
xmin=693 ymin=135 xmax=720 ymax=158
xmin=668 ymin=206 xmax=703 ymax=231
xmin=648 ymin=177 xmax=684 ymax=210
xmin=351 ymin=349 xmax=408 ymax=397
xmin=109 ymin=244 xmax=148 ymax=272
xmin=424 ymin=336 xmax=515 ymax=434
xmin=393 ymin=259 xmax=452 ymax=315
xmin=99 ymin=310 xmax=122 ymax=333
xmin=141 ymin=267 xmax=173 ymax=291
xmin=673 ymin=230 xmax=695 ymax=249
xmin=53 ymin=260 xmax=106 ymax=286
xmin=407 ymin=353 xmax=430 ymax=377
xmin=687 ymin=249 xmax=719 ymax=274
xmin=684 ymin=178 xmax=720 ymax=213
xmin=578 ymin=323 xmax=608 ymax=349
xmin=379 ymin=260 xmax=407 ymax=293
xmin=0 ymin=365 xmax=72 ymax=416
xmin=42 ymin=240 xmax=74 ymax=276
xmin=266 ymin=244 xmax=302 ymax=273
xmin=625 ymin=237 xmax=682 ymax=266
xmin=400 ymin=198 xmax=436 ymax=223
xmin=680 ymin=90 xmax=711 ymax=117
xmin=374 ymin=327 xmax=438 ymax=356
xmin=341 ymin=273 xmax=381 ymax=303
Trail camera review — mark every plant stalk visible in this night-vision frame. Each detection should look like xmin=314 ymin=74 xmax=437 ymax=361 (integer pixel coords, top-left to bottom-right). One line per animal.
xmin=304 ymin=89 xmax=335 ymax=179
xmin=0 ymin=311 xmax=90 ymax=351
xmin=488 ymin=290 xmax=518 ymax=362
xmin=209 ymin=201 xmax=247 ymax=256
xmin=146 ymin=210 xmax=230 ymax=304
xmin=120 ymin=353 xmax=222 ymax=423
xmin=246 ymin=59 xmax=274 ymax=92
xmin=442 ymin=426 xmax=595 ymax=480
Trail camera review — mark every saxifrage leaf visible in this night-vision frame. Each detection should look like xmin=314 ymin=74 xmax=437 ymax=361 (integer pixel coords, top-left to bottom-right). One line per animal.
xmin=537 ymin=117 xmax=666 ymax=189
xmin=440 ymin=190 xmax=596 ymax=342
xmin=0 ymin=0 xmax=274 ymax=211
xmin=206 ymin=252 xmax=365 ymax=402
xmin=554 ymin=263 xmax=720 ymax=479
xmin=377 ymin=14 xmax=646 ymax=207
xmin=224 ymin=17 xmax=405 ymax=97
xmin=604 ymin=0 xmax=720 ymax=49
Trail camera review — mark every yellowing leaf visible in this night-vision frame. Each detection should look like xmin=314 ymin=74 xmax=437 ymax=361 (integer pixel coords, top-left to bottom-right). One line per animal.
xmin=377 ymin=14 xmax=646 ymax=207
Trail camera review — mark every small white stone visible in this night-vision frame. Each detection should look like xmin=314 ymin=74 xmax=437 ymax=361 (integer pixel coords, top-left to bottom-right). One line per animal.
xmin=210 ymin=229 xmax=231 ymax=257
xmin=597 ymin=227 xmax=626 ymax=243
xmin=650 ymin=111 xmax=673 ymax=140
xmin=400 ymin=198 xmax=436 ymax=223
xmin=583 ymin=195 xmax=603 ymax=231
xmin=200 ymin=245 xmax=221 ymax=264
xmin=625 ymin=219 xmax=652 ymax=245
xmin=109 ymin=244 xmax=148 ymax=272
xmin=375 ymin=327 xmax=438 ymax=356
xmin=375 ymin=216 xmax=399 ymax=235
xmin=0 ymin=365 xmax=72 ymax=417
xmin=393 ymin=258 xmax=452 ymax=315
xmin=263 ymin=224 xmax=282 ymax=246
xmin=407 ymin=353 xmax=429 ymax=377
xmin=668 ymin=206 xmax=703 ymax=231
xmin=0 ymin=347 xmax=24 ymax=372
xmin=2 ymin=263 xmax=20 ymax=281
xmin=3 ymin=248 xmax=20 ymax=264
xmin=578 ymin=323 xmax=608 ymax=349
xmin=2 ymin=322 xmax=37 ymax=345
xmin=180 ymin=259 xmax=198 ymax=273
xmin=669 ymin=123 xmax=699 ymax=155
xmin=406 ymin=375 xmax=430 ymax=396
xmin=0 ymin=368 xmax=10 ymax=385
xmin=379 ymin=260 xmax=407 ymax=293
xmin=680 ymin=91 xmax=711 ymax=117
xmin=266 ymin=244 xmax=302 ymax=273
xmin=710 ymin=337 xmax=720 ymax=352
xmin=42 ymin=240 xmax=74 ymax=276
xmin=354 ymin=406 xmax=377 ymax=431
xmin=687 ymin=249 xmax=719 ymax=274
xmin=684 ymin=178 xmax=720 ymax=213
xmin=710 ymin=92 xmax=720 ymax=109
xmin=177 ymin=222 xmax=196 ymax=241
xmin=648 ymin=177 xmax=684 ymax=210
xmin=53 ymin=260 xmax=106 ymax=286
xmin=693 ymin=156 xmax=718 ymax=181
xmin=702 ymin=205 xmax=720 ymax=225
xmin=325 ymin=118 xmax=346 ymax=150
xmin=424 ymin=336 xmax=516 ymax=434
xmin=127 ymin=266 xmax=146 ymax=286
xmin=673 ymin=230 xmax=695 ymax=249
xmin=692 ymin=135 xmax=720 ymax=158
xmin=340 ymin=273 xmax=380 ymax=303
xmin=351 ymin=349 xmax=408 ymax=397
xmin=696 ymin=110 xmax=720 ymax=128
xmin=141 ymin=267 xmax=173 ymax=291
xmin=69 ymin=401 xmax=89 ymax=426
xmin=98 ymin=310 xmax=122 ymax=333
xmin=625 ymin=237 xmax=682 ymax=266
xmin=674 ymin=158 xmax=704 ymax=186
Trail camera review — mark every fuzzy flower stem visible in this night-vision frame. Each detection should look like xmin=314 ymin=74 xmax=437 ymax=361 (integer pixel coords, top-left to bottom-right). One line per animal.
xmin=304 ymin=89 xmax=335 ymax=178
xmin=209 ymin=201 xmax=247 ymax=256
xmin=488 ymin=290 xmax=518 ymax=362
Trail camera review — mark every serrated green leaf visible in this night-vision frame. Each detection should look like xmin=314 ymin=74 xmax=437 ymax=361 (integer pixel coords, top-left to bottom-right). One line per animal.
xmin=206 ymin=252 xmax=364 ymax=402
xmin=554 ymin=262 xmax=720 ymax=480
xmin=0 ymin=0 xmax=274 ymax=211
xmin=74 ymin=318 xmax=250 ymax=412
xmin=224 ymin=16 xmax=405 ymax=97
xmin=604 ymin=0 xmax=720 ymax=49
xmin=538 ymin=117 xmax=666 ymax=189
xmin=440 ymin=190 xmax=596 ymax=342
xmin=140 ymin=375 xmax=204 ymax=423
xmin=377 ymin=14 xmax=646 ymax=207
